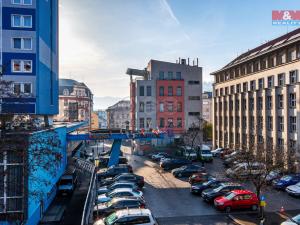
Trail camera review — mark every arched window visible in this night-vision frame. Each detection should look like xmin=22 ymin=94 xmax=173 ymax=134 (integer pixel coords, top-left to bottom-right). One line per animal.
xmin=63 ymin=89 xmax=69 ymax=96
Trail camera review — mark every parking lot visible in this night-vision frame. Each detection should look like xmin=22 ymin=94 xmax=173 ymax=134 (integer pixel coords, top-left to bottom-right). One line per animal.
xmin=122 ymin=146 xmax=300 ymax=224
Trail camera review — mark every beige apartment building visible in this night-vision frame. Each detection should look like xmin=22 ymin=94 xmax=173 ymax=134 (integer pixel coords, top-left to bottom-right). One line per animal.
xmin=211 ymin=28 xmax=300 ymax=169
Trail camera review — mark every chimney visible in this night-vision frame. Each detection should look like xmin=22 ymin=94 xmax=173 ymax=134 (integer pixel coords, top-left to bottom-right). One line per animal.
xmin=179 ymin=57 xmax=181 ymax=64
xmin=188 ymin=58 xmax=190 ymax=66
xmin=181 ymin=58 xmax=186 ymax=65
xmin=197 ymin=58 xmax=199 ymax=67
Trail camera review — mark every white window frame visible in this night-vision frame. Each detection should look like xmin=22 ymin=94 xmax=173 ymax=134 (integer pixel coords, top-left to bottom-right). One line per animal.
xmin=13 ymin=82 xmax=32 ymax=94
xmin=290 ymin=70 xmax=298 ymax=84
xmin=12 ymin=0 xmax=32 ymax=5
xmin=11 ymin=59 xmax=32 ymax=73
xmin=11 ymin=14 xmax=32 ymax=28
xmin=12 ymin=37 xmax=32 ymax=50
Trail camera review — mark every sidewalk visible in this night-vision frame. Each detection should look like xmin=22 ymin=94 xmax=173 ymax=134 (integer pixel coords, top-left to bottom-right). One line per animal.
xmin=229 ymin=210 xmax=300 ymax=225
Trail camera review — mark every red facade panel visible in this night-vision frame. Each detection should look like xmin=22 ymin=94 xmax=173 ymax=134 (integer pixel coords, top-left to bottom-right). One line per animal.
xmin=156 ymin=80 xmax=185 ymax=134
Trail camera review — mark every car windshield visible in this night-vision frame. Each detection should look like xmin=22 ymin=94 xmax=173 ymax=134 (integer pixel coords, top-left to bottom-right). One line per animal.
xmin=292 ymin=214 xmax=300 ymax=223
xmin=202 ymin=150 xmax=211 ymax=154
xmin=281 ymin=176 xmax=292 ymax=181
xmin=225 ymin=192 xmax=236 ymax=200
xmin=104 ymin=212 xmax=118 ymax=225
xmin=213 ymin=185 xmax=224 ymax=192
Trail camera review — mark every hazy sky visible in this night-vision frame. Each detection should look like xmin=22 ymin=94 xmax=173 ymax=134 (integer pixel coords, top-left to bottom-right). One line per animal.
xmin=59 ymin=0 xmax=300 ymax=102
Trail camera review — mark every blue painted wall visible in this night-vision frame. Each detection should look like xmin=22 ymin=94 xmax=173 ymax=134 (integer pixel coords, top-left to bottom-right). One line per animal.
xmin=26 ymin=126 xmax=67 ymax=225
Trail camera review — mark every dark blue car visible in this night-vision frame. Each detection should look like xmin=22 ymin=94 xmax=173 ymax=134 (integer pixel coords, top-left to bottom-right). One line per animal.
xmin=272 ymin=174 xmax=300 ymax=190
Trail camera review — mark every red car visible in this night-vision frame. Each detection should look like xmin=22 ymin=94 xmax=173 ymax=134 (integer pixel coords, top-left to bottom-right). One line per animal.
xmin=214 ymin=190 xmax=259 ymax=213
xmin=188 ymin=173 xmax=213 ymax=184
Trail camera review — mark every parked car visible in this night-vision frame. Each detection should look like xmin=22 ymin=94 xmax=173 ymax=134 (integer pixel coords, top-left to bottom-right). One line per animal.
xmin=225 ymin=163 xmax=265 ymax=178
xmin=280 ymin=214 xmax=300 ymax=225
xmin=152 ymin=152 xmax=170 ymax=161
xmin=189 ymin=173 xmax=214 ymax=184
xmin=214 ymin=190 xmax=259 ymax=213
xmin=266 ymin=170 xmax=282 ymax=184
xmin=224 ymin=151 xmax=237 ymax=160
xmin=223 ymin=156 xmax=237 ymax=168
xmin=220 ymin=149 xmax=234 ymax=159
xmin=57 ymin=168 xmax=78 ymax=196
xmin=93 ymin=208 xmax=158 ymax=225
xmin=97 ymin=182 xmax=140 ymax=195
xmin=201 ymin=183 xmax=244 ymax=203
xmin=285 ymin=182 xmax=300 ymax=197
xmin=96 ymin=188 xmax=143 ymax=204
xmin=190 ymin=179 xmax=222 ymax=195
xmin=200 ymin=150 xmax=213 ymax=162
xmin=172 ymin=165 xmax=205 ymax=178
xmin=97 ymin=164 xmax=133 ymax=180
xmin=272 ymin=174 xmax=300 ymax=190
xmin=211 ymin=148 xmax=224 ymax=157
xmin=93 ymin=197 xmax=146 ymax=217
xmin=100 ymin=173 xmax=144 ymax=188
xmin=160 ymin=158 xmax=191 ymax=170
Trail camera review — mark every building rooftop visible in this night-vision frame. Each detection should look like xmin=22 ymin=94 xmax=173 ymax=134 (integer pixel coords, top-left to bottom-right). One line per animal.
xmin=211 ymin=27 xmax=300 ymax=75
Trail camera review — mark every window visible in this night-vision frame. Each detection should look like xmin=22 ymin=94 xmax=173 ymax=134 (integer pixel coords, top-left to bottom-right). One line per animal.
xmin=12 ymin=38 xmax=21 ymax=49
xmin=250 ymin=116 xmax=254 ymax=129
xmin=267 ymin=76 xmax=274 ymax=88
xmin=258 ymin=97 xmax=263 ymax=110
xmin=63 ymin=89 xmax=69 ymax=96
xmin=176 ymin=72 xmax=181 ymax=80
xmin=236 ymin=84 xmax=241 ymax=93
xmin=23 ymin=83 xmax=31 ymax=94
xmin=13 ymin=83 xmax=21 ymax=95
xmin=188 ymin=112 xmax=200 ymax=116
xmin=258 ymin=78 xmax=264 ymax=89
xmin=12 ymin=0 xmax=32 ymax=5
xmin=146 ymin=101 xmax=152 ymax=112
xmin=289 ymin=93 xmax=296 ymax=108
xmin=290 ymin=139 xmax=296 ymax=149
xmin=12 ymin=15 xmax=32 ymax=28
xmin=64 ymin=99 xmax=68 ymax=106
xmin=290 ymin=70 xmax=298 ymax=84
xmin=167 ymin=118 xmax=174 ymax=128
xmin=159 ymin=118 xmax=165 ymax=128
xmin=258 ymin=135 xmax=263 ymax=144
xmin=159 ymin=86 xmax=164 ymax=96
xmin=243 ymin=82 xmax=248 ymax=92
xmin=139 ymin=86 xmax=144 ymax=96
xmin=249 ymin=98 xmax=254 ymax=110
xmin=250 ymin=80 xmax=255 ymax=91
xmin=242 ymin=99 xmax=247 ymax=110
xmin=236 ymin=116 xmax=240 ymax=127
xmin=188 ymin=80 xmax=200 ymax=85
xmin=177 ymin=102 xmax=182 ymax=112
xmin=167 ymin=102 xmax=173 ymax=112
xmin=176 ymin=86 xmax=182 ymax=96
xmin=277 ymin=138 xmax=284 ymax=147
xmin=139 ymin=118 xmax=145 ymax=128
xmin=278 ymin=95 xmax=283 ymax=109
xmin=146 ymin=118 xmax=152 ymax=129
xmin=168 ymin=86 xmax=173 ymax=96
xmin=12 ymin=60 xmax=32 ymax=73
xmin=267 ymin=116 xmax=273 ymax=130
xmin=159 ymin=102 xmax=164 ymax=112
xmin=242 ymin=116 xmax=247 ymax=128
xmin=258 ymin=116 xmax=263 ymax=129
xmin=230 ymin=85 xmax=235 ymax=94
xmin=177 ymin=118 xmax=182 ymax=128
xmin=159 ymin=71 xmax=164 ymax=80
xmin=168 ymin=71 xmax=173 ymax=80
xmin=278 ymin=116 xmax=284 ymax=131
xmin=139 ymin=102 xmax=144 ymax=112
xmin=235 ymin=99 xmax=239 ymax=111
xmin=267 ymin=96 xmax=272 ymax=110
xmin=146 ymin=86 xmax=151 ymax=96
xmin=189 ymin=96 xmax=200 ymax=100
xmin=290 ymin=116 xmax=296 ymax=132
xmin=278 ymin=73 xmax=285 ymax=86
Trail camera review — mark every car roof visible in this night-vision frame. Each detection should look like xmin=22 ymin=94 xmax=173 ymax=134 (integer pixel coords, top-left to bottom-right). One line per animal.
xmin=231 ymin=190 xmax=254 ymax=195
xmin=111 ymin=188 xmax=134 ymax=193
xmin=221 ymin=182 xmax=242 ymax=187
xmin=111 ymin=196 xmax=142 ymax=202
xmin=112 ymin=182 xmax=135 ymax=185
xmin=116 ymin=208 xmax=151 ymax=217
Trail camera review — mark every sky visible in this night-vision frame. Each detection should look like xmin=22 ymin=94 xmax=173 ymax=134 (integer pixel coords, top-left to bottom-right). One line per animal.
xmin=59 ymin=0 xmax=300 ymax=109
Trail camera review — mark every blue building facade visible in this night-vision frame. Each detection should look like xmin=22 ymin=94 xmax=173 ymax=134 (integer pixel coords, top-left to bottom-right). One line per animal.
xmin=0 ymin=0 xmax=59 ymax=115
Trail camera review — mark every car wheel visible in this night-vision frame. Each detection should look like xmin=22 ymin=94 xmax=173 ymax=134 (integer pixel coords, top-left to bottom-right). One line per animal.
xmin=225 ymin=206 xmax=231 ymax=213
xmin=251 ymin=205 xmax=258 ymax=211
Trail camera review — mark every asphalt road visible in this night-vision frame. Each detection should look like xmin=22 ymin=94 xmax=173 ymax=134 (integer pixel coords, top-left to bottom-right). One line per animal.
xmin=122 ymin=146 xmax=300 ymax=224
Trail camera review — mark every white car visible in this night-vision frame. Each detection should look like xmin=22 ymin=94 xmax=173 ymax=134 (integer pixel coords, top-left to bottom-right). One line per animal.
xmin=211 ymin=148 xmax=223 ymax=157
xmin=94 ymin=208 xmax=158 ymax=225
xmin=281 ymin=214 xmax=300 ymax=225
xmin=286 ymin=182 xmax=300 ymax=197
xmin=96 ymin=188 xmax=143 ymax=204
